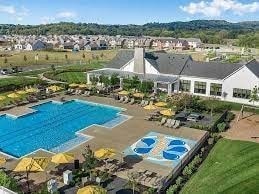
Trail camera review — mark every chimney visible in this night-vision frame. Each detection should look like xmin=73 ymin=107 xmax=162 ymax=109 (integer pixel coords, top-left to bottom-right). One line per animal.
xmin=134 ymin=47 xmax=145 ymax=74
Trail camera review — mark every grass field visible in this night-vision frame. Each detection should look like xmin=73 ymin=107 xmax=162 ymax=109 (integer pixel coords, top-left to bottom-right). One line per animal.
xmin=53 ymin=71 xmax=86 ymax=83
xmin=181 ymin=138 xmax=259 ymax=194
xmin=0 ymin=50 xmax=117 ymax=67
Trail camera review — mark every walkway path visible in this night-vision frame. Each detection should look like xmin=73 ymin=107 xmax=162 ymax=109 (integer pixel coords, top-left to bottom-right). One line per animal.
xmin=38 ymin=73 xmax=66 ymax=84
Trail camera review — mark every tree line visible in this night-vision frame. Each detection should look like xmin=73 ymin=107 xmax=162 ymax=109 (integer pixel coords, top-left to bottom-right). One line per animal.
xmin=0 ymin=20 xmax=258 ymax=47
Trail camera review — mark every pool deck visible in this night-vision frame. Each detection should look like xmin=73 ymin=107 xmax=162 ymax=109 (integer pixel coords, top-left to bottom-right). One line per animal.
xmin=0 ymin=95 xmax=208 ymax=189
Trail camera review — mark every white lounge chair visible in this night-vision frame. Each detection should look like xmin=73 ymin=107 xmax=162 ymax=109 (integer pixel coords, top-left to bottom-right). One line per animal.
xmin=129 ymin=98 xmax=135 ymax=105
xmin=119 ymin=96 xmax=124 ymax=103
xmin=164 ymin=119 xmax=172 ymax=127
xmin=169 ymin=119 xmax=176 ymax=128
xmin=173 ymin=120 xmax=180 ymax=128
xmin=158 ymin=117 xmax=167 ymax=126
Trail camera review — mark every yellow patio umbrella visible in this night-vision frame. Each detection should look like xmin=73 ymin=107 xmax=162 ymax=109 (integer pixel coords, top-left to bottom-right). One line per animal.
xmin=69 ymin=83 xmax=79 ymax=88
xmin=0 ymin=96 xmax=6 ymax=101
xmin=51 ymin=153 xmax=74 ymax=164
xmin=133 ymin=92 xmax=144 ymax=98
xmin=78 ymin=84 xmax=88 ymax=88
xmin=47 ymin=85 xmax=63 ymax=92
xmin=25 ymin=88 xmax=38 ymax=93
xmin=144 ymin=104 xmax=157 ymax=110
xmin=155 ymin=102 xmax=168 ymax=107
xmin=118 ymin=90 xmax=129 ymax=96
xmin=16 ymin=90 xmax=28 ymax=95
xmin=160 ymin=109 xmax=175 ymax=117
xmin=94 ymin=148 xmax=116 ymax=159
xmin=77 ymin=185 xmax=107 ymax=194
xmin=0 ymin=157 xmax=6 ymax=166
xmin=7 ymin=93 xmax=19 ymax=98
xmin=14 ymin=157 xmax=50 ymax=172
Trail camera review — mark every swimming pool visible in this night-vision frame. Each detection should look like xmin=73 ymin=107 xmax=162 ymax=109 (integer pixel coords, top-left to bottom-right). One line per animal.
xmin=124 ymin=132 xmax=197 ymax=167
xmin=0 ymin=99 xmax=127 ymax=158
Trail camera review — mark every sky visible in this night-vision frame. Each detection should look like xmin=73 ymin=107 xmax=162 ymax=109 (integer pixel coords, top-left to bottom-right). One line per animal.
xmin=0 ymin=0 xmax=258 ymax=25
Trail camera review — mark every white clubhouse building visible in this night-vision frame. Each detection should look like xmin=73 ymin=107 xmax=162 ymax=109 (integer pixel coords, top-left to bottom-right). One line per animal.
xmin=87 ymin=48 xmax=259 ymax=106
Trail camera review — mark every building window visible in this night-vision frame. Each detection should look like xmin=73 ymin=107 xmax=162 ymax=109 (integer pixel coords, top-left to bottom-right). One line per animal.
xmin=233 ymin=88 xmax=251 ymax=99
xmin=194 ymin=81 xmax=206 ymax=94
xmin=210 ymin=83 xmax=222 ymax=96
xmin=180 ymin=80 xmax=191 ymax=92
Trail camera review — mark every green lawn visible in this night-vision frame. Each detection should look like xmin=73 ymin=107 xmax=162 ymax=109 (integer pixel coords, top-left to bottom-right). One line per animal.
xmin=0 ymin=50 xmax=117 ymax=67
xmin=181 ymin=139 xmax=259 ymax=194
xmin=54 ymin=71 xmax=86 ymax=83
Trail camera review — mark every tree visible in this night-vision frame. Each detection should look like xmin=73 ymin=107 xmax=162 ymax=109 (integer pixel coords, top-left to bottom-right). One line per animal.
xmin=249 ymin=86 xmax=259 ymax=106
xmin=24 ymin=55 xmax=27 ymax=62
xmin=217 ymin=122 xmax=226 ymax=132
xmin=65 ymin=54 xmax=68 ymax=60
xmin=51 ymin=64 xmax=56 ymax=72
xmin=45 ymin=54 xmax=49 ymax=60
xmin=125 ymin=172 xmax=139 ymax=194
xmin=4 ymin=57 xmax=7 ymax=63
xmin=82 ymin=145 xmax=99 ymax=178
xmin=82 ymin=53 xmax=85 ymax=59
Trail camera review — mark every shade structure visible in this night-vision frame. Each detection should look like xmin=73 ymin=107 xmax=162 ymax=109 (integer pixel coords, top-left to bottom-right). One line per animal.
xmin=144 ymin=104 xmax=157 ymax=110
xmin=0 ymin=157 xmax=6 ymax=165
xmin=14 ymin=157 xmax=49 ymax=172
xmin=94 ymin=148 xmax=116 ymax=159
xmin=133 ymin=92 xmax=144 ymax=98
xmin=47 ymin=85 xmax=63 ymax=92
xmin=118 ymin=90 xmax=129 ymax=96
xmin=0 ymin=96 xmax=6 ymax=101
xmin=7 ymin=93 xmax=19 ymax=98
xmin=155 ymin=102 xmax=168 ymax=107
xmin=77 ymin=185 xmax=107 ymax=194
xmin=51 ymin=153 xmax=74 ymax=164
xmin=160 ymin=109 xmax=175 ymax=117
xmin=69 ymin=83 xmax=79 ymax=88
xmin=16 ymin=90 xmax=28 ymax=95
xmin=25 ymin=88 xmax=38 ymax=93
xmin=78 ymin=84 xmax=88 ymax=88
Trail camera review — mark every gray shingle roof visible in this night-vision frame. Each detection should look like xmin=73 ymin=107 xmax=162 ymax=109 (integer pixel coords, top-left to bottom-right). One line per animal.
xmin=245 ymin=59 xmax=259 ymax=78
xmin=181 ymin=61 xmax=243 ymax=79
xmin=105 ymin=50 xmax=248 ymax=80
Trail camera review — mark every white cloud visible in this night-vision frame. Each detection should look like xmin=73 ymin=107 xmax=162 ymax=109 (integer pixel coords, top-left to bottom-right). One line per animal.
xmin=56 ymin=11 xmax=76 ymax=19
xmin=0 ymin=5 xmax=16 ymax=14
xmin=0 ymin=4 xmax=30 ymax=22
xmin=41 ymin=11 xmax=77 ymax=24
xmin=180 ymin=0 xmax=259 ymax=17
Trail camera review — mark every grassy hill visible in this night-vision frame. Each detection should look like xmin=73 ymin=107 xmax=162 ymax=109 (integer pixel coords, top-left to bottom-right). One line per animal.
xmin=181 ymin=138 xmax=259 ymax=194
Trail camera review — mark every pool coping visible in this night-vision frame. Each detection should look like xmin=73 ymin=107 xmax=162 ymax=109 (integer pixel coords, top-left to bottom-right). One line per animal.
xmin=0 ymin=99 xmax=132 ymax=159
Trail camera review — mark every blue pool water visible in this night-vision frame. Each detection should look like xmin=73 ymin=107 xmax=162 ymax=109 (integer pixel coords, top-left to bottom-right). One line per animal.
xmin=0 ymin=99 xmax=124 ymax=158
xmin=124 ymin=132 xmax=197 ymax=167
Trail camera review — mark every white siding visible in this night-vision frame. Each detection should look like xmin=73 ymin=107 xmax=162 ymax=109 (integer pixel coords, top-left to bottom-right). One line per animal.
xmin=144 ymin=59 xmax=159 ymax=74
xmin=180 ymin=76 xmax=223 ymax=98
xmin=222 ymin=66 xmax=259 ymax=105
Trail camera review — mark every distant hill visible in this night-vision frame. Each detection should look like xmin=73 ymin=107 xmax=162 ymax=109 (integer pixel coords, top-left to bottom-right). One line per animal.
xmin=0 ymin=20 xmax=258 ymax=47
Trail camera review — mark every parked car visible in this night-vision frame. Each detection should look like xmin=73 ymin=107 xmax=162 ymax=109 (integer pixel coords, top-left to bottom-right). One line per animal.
xmin=0 ymin=69 xmax=8 ymax=75
xmin=187 ymin=113 xmax=203 ymax=122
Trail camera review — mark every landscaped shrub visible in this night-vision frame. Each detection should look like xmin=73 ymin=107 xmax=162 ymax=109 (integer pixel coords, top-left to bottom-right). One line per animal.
xmin=0 ymin=171 xmax=20 ymax=193
xmin=166 ymin=184 xmax=178 ymax=194
xmin=217 ymin=122 xmax=227 ymax=132
xmin=225 ymin=111 xmax=235 ymax=122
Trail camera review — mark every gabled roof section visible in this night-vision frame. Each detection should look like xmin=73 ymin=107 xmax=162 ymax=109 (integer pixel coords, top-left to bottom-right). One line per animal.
xmin=245 ymin=59 xmax=259 ymax=78
xmin=180 ymin=61 xmax=243 ymax=79
xmin=106 ymin=50 xmax=134 ymax=69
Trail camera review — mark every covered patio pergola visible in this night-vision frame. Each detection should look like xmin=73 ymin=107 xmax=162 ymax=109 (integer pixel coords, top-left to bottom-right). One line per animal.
xmin=86 ymin=68 xmax=179 ymax=95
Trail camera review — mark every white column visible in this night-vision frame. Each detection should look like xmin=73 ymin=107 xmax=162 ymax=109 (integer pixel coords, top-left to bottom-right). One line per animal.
xmin=153 ymin=82 xmax=158 ymax=94
xmin=119 ymin=78 xmax=123 ymax=89
xmin=206 ymin=82 xmax=211 ymax=97
xmin=87 ymin=73 xmax=91 ymax=84
xmin=167 ymin=83 xmax=172 ymax=96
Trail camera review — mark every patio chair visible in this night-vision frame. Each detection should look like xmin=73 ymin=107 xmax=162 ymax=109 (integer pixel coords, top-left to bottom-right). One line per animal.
xmin=118 ymin=96 xmax=124 ymax=103
xmin=123 ymin=97 xmax=129 ymax=104
xmin=139 ymin=100 xmax=145 ymax=106
xmin=82 ymin=91 xmax=90 ymax=97
xmin=129 ymin=98 xmax=135 ymax=105
xmin=78 ymin=90 xmax=83 ymax=95
xmin=142 ymin=100 xmax=149 ymax=107
xmin=169 ymin=119 xmax=176 ymax=128
xmin=164 ymin=119 xmax=172 ymax=127
xmin=173 ymin=120 xmax=181 ymax=129
xmin=158 ymin=117 xmax=167 ymax=126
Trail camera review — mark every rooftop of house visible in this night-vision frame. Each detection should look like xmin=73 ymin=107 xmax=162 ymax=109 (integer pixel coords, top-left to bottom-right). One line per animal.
xmin=105 ymin=49 xmax=258 ymax=80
